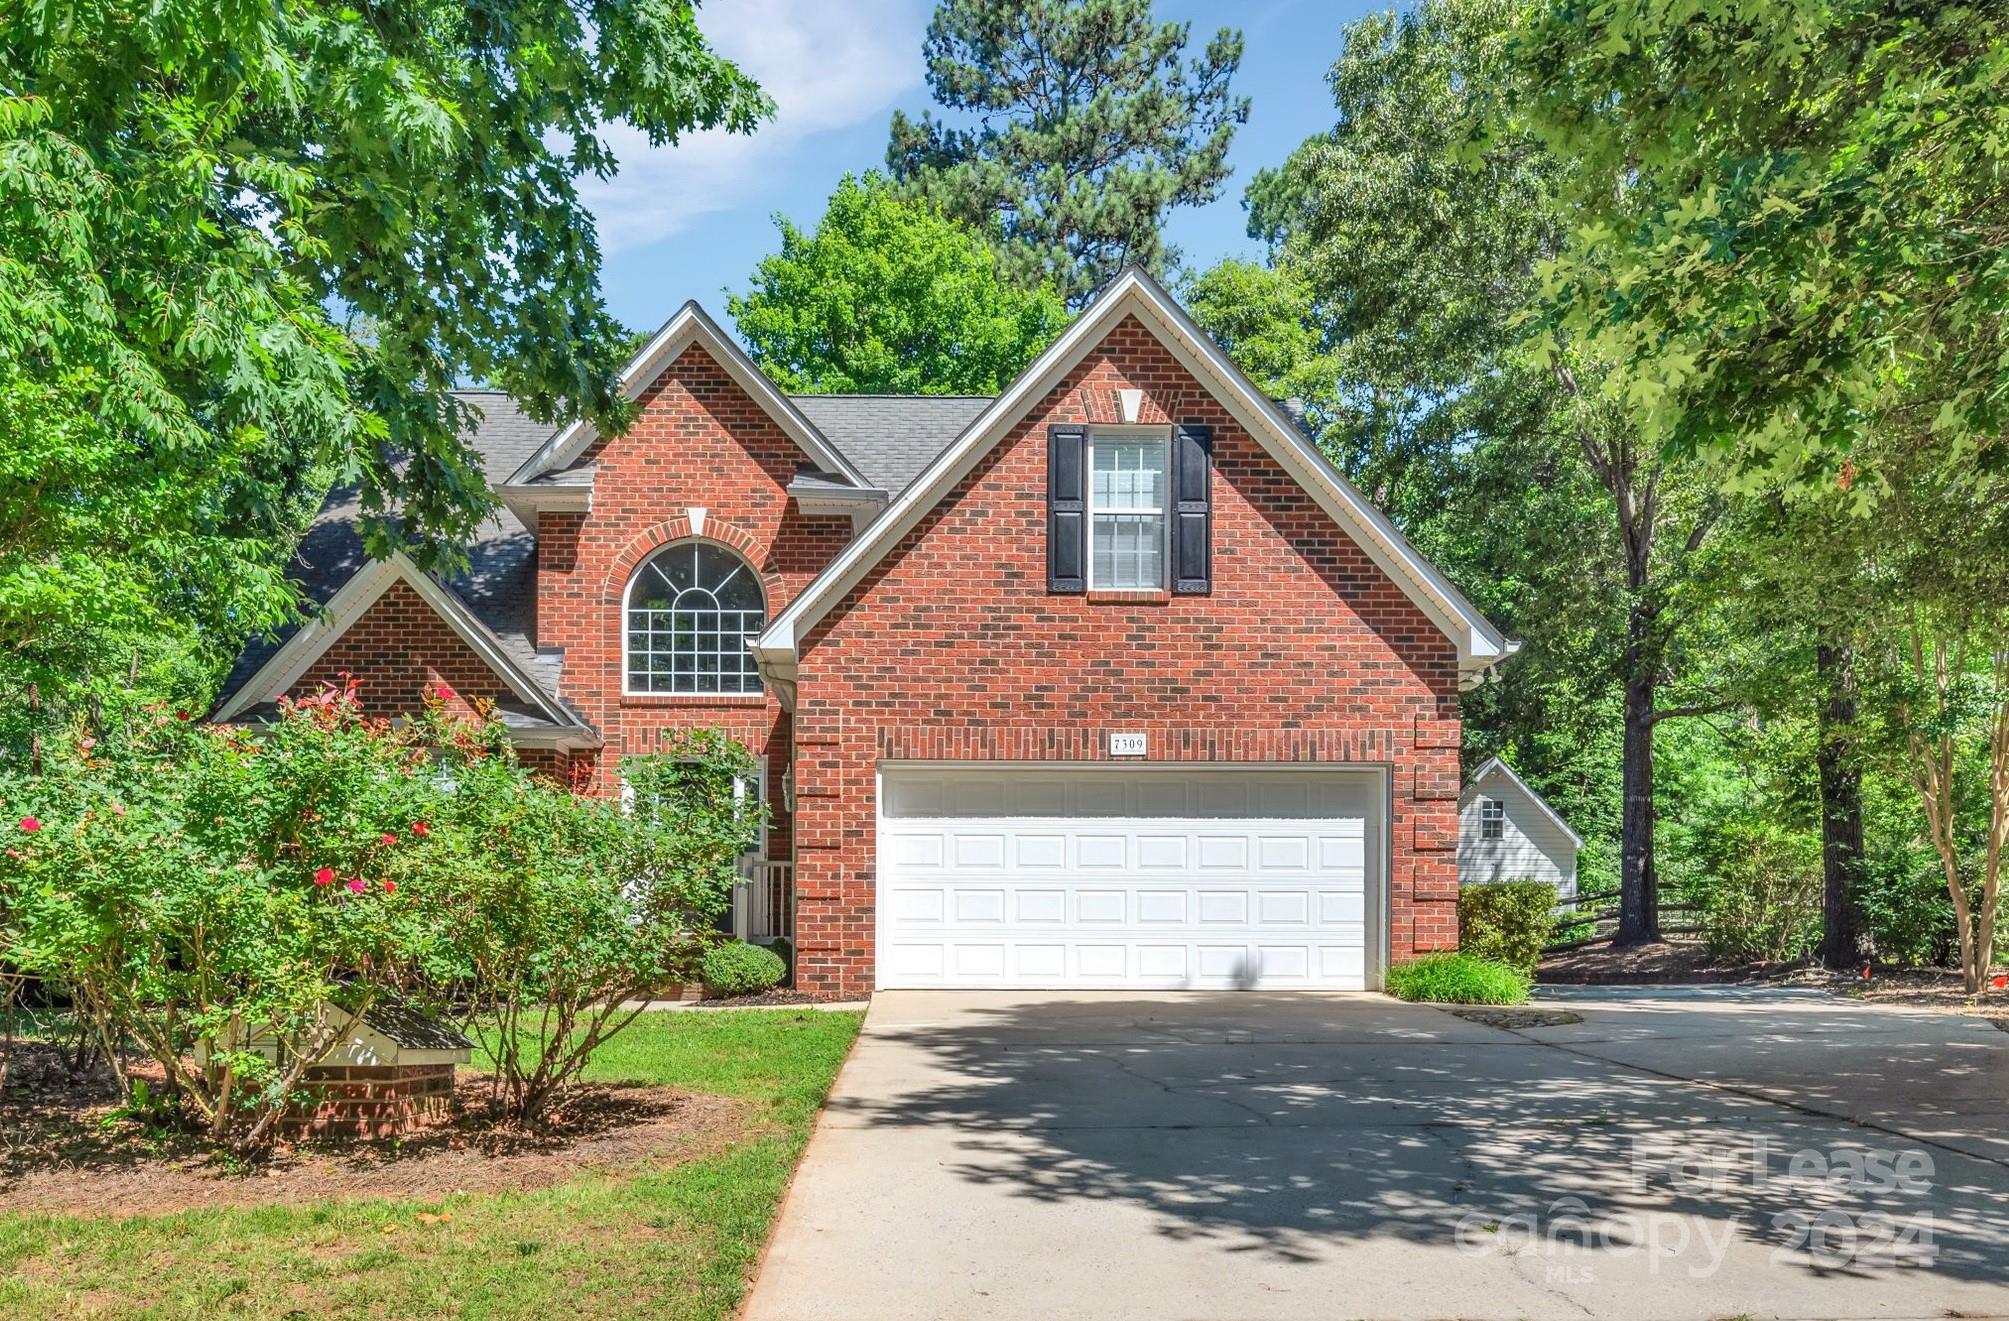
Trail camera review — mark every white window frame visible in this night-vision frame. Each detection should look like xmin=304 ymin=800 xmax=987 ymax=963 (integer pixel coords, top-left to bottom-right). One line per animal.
xmin=1480 ymin=797 xmax=1505 ymax=841
xmin=622 ymin=540 xmax=766 ymax=698
xmin=1085 ymin=425 xmax=1171 ymax=591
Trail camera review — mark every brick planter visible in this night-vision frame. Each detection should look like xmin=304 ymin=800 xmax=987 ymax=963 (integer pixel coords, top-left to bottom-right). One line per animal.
xmin=282 ymin=1062 xmax=457 ymax=1139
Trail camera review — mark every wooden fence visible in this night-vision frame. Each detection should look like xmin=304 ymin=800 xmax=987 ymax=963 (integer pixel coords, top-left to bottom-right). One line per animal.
xmin=1544 ymin=887 xmax=1703 ymax=953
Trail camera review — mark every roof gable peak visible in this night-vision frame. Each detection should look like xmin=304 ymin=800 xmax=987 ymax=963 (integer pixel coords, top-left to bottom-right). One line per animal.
xmin=505 ymin=302 xmax=871 ymax=491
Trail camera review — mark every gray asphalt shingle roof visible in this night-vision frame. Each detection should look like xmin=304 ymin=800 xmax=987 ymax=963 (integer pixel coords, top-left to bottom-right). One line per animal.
xmin=786 ymin=395 xmax=992 ymax=495
xmin=214 ymin=389 xmax=990 ymax=720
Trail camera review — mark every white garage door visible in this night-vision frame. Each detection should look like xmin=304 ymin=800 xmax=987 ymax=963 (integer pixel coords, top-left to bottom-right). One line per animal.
xmin=876 ymin=765 xmax=1385 ymax=990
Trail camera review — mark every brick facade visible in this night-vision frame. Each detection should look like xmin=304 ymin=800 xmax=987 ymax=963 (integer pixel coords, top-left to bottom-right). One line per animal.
xmin=275 ymin=319 xmax=1465 ymax=998
xmin=294 ymin=578 xmax=510 ymax=720
xmin=788 ymin=317 xmax=1462 ymax=996
xmin=527 ymin=344 xmax=852 ymax=850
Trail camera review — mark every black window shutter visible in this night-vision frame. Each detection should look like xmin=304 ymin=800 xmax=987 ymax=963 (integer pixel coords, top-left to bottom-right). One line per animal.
xmin=1172 ymin=422 xmax=1213 ymax=593
xmin=1047 ymin=424 xmax=1087 ymax=592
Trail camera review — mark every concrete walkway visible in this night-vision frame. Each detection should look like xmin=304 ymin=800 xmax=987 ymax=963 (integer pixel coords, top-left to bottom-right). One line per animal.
xmin=743 ymin=989 xmax=2009 ymax=1321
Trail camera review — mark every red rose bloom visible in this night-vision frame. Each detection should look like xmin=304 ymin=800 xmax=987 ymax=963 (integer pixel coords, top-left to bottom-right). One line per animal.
xmin=384 ymin=880 xmax=398 ymax=895
xmin=17 ymin=816 xmax=40 ymax=832
xmin=379 ymin=832 xmax=398 ymax=846
xmin=411 ymin=821 xmax=430 ymax=838
xmin=313 ymin=867 xmax=335 ymax=886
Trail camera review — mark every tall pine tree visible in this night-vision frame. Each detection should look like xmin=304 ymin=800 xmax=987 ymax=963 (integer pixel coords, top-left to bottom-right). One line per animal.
xmin=887 ymin=0 xmax=1247 ymax=305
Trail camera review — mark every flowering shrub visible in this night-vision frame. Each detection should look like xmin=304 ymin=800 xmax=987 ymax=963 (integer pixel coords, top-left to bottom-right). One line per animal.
xmin=0 ymin=683 xmax=763 ymax=1145
xmin=0 ymin=685 xmax=451 ymax=1149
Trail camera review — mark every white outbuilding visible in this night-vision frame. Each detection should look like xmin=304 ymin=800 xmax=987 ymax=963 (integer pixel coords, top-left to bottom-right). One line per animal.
xmin=1457 ymin=757 xmax=1582 ymax=900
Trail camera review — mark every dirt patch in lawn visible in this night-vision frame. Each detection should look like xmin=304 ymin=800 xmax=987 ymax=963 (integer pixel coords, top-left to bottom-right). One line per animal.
xmin=0 ymin=1043 xmax=748 ymax=1218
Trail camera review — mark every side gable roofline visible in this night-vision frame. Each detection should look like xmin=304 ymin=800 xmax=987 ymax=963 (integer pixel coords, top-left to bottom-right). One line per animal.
xmin=211 ymin=556 xmax=581 ymax=734
xmin=753 ymin=267 xmax=1514 ymax=676
xmin=1460 ymin=756 xmax=1586 ymax=848
xmin=505 ymin=301 xmax=872 ymax=491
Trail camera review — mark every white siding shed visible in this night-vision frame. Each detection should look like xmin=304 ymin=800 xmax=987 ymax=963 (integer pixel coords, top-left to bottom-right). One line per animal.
xmin=1457 ymin=758 xmax=1582 ymax=900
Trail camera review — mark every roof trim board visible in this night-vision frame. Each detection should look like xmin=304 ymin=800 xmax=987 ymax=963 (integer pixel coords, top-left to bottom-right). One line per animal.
xmin=754 ymin=268 xmax=1513 ymax=675
xmin=1460 ymin=756 xmax=1585 ymax=848
xmin=506 ymin=302 xmax=870 ymax=491
xmin=212 ymin=555 xmax=582 ymax=735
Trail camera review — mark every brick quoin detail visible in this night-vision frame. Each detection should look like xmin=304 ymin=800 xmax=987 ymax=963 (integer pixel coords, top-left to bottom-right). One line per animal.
xmin=790 ymin=315 xmax=1463 ymax=996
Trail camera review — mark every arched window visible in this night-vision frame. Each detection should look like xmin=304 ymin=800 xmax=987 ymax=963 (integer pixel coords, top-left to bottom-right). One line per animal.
xmin=625 ymin=542 xmax=765 ymax=694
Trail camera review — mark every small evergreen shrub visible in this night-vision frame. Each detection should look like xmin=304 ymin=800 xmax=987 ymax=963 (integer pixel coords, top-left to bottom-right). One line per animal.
xmin=701 ymin=941 xmax=787 ymax=996
xmin=1458 ymin=881 xmax=1560 ymax=973
xmin=1386 ymin=953 xmax=1531 ymax=1005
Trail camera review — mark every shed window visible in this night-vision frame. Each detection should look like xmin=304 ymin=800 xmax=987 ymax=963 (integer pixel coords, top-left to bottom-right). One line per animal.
xmin=1480 ymin=798 xmax=1505 ymax=841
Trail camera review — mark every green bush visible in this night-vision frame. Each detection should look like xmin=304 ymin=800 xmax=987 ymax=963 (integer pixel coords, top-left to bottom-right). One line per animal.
xmin=700 ymin=941 xmax=787 ymax=997
xmin=1458 ymin=881 xmax=1559 ymax=973
xmin=1386 ymin=953 xmax=1531 ymax=1005
xmin=1696 ymin=823 xmax=1822 ymax=963
xmin=0 ymin=684 xmax=765 ymax=1147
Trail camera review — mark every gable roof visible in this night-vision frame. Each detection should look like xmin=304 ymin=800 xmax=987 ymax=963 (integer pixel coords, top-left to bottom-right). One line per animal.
xmin=507 ymin=301 xmax=873 ymax=492
xmin=212 ymin=551 xmax=592 ymax=744
xmin=1461 ymin=757 xmax=1584 ymax=848
xmin=212 ymin=391 xmax=567 ymax=722
xmin=754 ymin=268 xmax=1514 ymax=677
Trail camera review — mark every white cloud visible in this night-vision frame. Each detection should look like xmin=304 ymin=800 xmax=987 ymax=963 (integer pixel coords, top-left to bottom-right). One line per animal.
xmin=579 ymin=0 xmax=928 ymax=255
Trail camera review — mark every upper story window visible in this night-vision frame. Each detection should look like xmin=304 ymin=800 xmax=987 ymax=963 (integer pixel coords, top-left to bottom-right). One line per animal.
xmin=1480 ymin=797 xmax=1505 ymax=840
xmin=1088 ymin=429 xmax=1169 ymax=589
xmin=625 ymin=542 xmax=765 ymax=695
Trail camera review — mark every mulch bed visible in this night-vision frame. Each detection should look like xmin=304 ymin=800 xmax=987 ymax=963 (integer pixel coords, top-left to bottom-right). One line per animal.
xmin=0 ymin=1042 xmax=745 ymax=1218
xmin=1537 ymin=940 xmax=2007 ymax=1014
xmin=1537 ymin=940 xmax=1807 ymax=985
xmin=1446 ymin=1006 xmax=1584 ymax=1030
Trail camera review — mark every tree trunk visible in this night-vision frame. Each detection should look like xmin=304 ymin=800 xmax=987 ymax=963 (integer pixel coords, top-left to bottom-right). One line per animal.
xmin=1816 ymin=641 xmax=1868 ymax=970
xmin=1617 ymin=663 xmax=1660 ymax=944
xmin=1615 ymin=514 xmax=1661 ymax=945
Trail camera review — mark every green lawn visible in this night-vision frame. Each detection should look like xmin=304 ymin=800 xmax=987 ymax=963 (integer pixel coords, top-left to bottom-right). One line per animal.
xmin=0 ymin=1009 xmax=862 ymax=1320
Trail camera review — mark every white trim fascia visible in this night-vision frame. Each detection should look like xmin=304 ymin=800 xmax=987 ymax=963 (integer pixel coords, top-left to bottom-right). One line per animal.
xmin=505 ymin=302 xmax=870 ymax=490
xmin=506 ymin=724 xmax=602 ymax=752
xmin=1460 ymin=756 xmax=1585 ymax=849
xmin=214 ymin=555 xmax=577 ymax=730
xmin=756 ymin=268 xmax=1513 ymax=675
xmin=498 ymin=481 xmax=591 ymax=530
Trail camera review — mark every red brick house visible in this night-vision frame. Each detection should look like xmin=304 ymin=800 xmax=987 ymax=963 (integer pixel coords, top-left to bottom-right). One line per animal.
xmin=214 ymin=270 xmax=1513 ymax=998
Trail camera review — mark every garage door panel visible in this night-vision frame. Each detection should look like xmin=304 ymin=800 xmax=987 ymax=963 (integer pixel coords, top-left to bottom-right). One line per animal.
xmin=878 ymin=768 xmax=1382 ymax=990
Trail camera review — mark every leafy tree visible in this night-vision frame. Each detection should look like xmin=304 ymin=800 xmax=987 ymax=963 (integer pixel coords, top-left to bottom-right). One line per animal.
xmin=1505 ymin=0 xmax=2009 ymax=490
xmin=0 ymin=0 xmax=768 ymax=727
xmin=887 ymin=0 xmax=1248 ymax=304
xmin=1213 ymin=0 xmax=1727 ymax=941
xmin=730 ymin=174 xmax=1066 ymax=395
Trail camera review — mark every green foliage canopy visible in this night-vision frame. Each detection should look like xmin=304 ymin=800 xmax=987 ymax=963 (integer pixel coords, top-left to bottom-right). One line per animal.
xmin=0 ymin=0 xmax=767 ymax=715
xmin=730 ymin=175 xmax=1066 ymax=395
xmin=888 ymin=0 xmax=1247 ymax=304
xmin=1508 ymin=0 xmax=2009 ymax=490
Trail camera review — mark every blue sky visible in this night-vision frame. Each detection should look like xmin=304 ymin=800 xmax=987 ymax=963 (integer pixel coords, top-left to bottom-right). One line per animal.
xmin=586 ymin=0 xmax=1382 ymax=336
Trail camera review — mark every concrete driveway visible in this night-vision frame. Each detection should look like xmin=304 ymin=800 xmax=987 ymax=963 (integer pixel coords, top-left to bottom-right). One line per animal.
xmin=743 ymin=989 xmax=2009 ymax=1321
